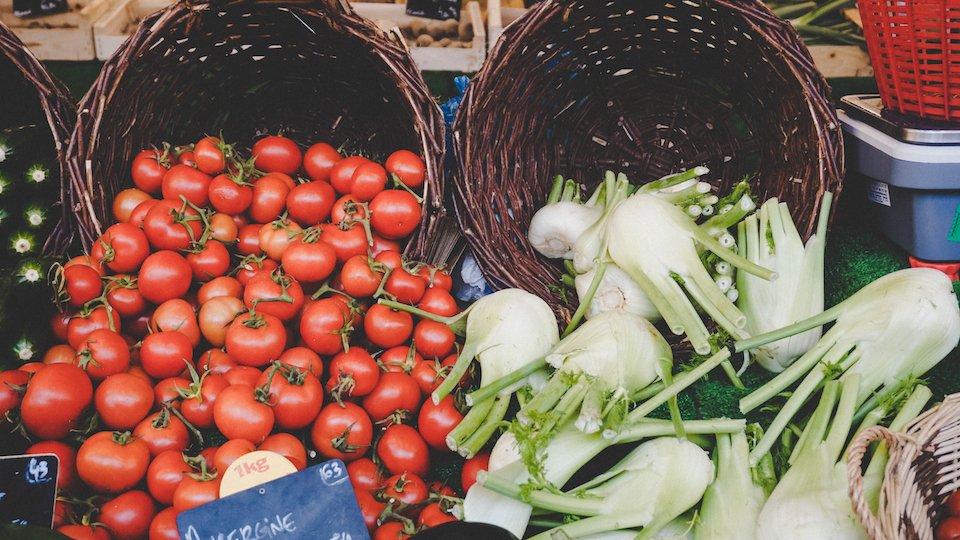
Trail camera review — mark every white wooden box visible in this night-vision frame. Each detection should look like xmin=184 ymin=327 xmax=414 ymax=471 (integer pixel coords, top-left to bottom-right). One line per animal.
xmin=0 ymin=0 xmax=115 ymax=60
xmin=351 ymin=1 xmax=485 ymax=72
xmin=92 ymin=0 xmax=169 ymax=61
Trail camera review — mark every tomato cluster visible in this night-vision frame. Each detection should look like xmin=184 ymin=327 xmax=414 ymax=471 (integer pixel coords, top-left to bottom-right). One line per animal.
xmin=0 ymin=134 xmax=486 ymax=540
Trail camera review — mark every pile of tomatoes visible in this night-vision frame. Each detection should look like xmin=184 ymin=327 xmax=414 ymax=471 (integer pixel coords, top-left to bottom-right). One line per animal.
xmin=0 ymin=133 xmax=492 ymax=540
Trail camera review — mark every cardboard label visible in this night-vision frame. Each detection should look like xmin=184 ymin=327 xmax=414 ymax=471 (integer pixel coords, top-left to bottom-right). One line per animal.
xmin=405 ymin=0 xmax=461 ymax=21
xmin=0 ymin=454 xmax=59 ymax=528
xmin=178 ymin=459 xmax=369 ymax=540
xmin=219 ymin=451 xmax=298 ymax=499
xmin=868 ymin=181 xmax=892 ymax=207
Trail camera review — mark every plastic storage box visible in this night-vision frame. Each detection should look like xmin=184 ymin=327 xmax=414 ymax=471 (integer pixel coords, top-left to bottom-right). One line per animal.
xmin=840 ymin=95 xmax=960 ymax=262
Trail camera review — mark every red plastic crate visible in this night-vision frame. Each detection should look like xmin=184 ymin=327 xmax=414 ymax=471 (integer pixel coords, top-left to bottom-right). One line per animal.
xmin=858 ymin=0 xmax=960 ymax=121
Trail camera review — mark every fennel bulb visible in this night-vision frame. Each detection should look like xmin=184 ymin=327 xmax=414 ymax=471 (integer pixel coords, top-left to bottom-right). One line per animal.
xmin=739 ymin=267 xmax=960 ymax=464
xmin=604 ymin=193 xmax=775 ymax=354
xmin=694 ymin=430 xmax=768 ymax=540
xmin=756 ymin=376 xmax=867 ymax=540
xmin=528 ymin=175 xmax=606 ymax=259
xmin=737 ymin=194 xmax=832 ymax=372
xmin=574 ymin=263 xmax=660 ymax=321
xmin=516 ymin=309 xmax=671 ymax=435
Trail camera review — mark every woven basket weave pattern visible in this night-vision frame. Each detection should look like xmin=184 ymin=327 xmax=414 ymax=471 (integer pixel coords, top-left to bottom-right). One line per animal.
xmin=0 ymin=21 xmax=76 ymax=256
xmin=849 ymin=394 xmax=960 ymax=540
xmin=451 ymin=0 xmax=843 ymax=324
xmin=65 ymin=0 xmax=444 ymax=257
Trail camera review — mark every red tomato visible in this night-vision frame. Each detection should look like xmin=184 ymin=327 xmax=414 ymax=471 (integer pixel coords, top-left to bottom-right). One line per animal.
xmin=140 ymin=331 xmax=194 ymax=380
xmin=236 ymin=223 xmax=266 ymax=257
xmin=287 ymin=180 xmax=336 ymax=226
xmin=95 ymin=372 xmax=155 ymax=430
xmin=249 ymin=175 xmax=291 ymax=224
xmin=66 ymin=306 xmax=121 ymax=351
xmin=276 ymin=347 xmax=323 ymax=378
xmin=198 ymin=348 xmax=237 ymax=376
xmin=350 ymin=162 xmax=387 ymax=202
xmin=303 ymin=142 xmax=342 ymax=183
xmin=235 ymin=256 xmax=278 ymax=286
xmin=57 ymin=524 xmax=112 ymax=540
xmin=180 ymin=373 xmax=230 ymax=430
xmin=418 ymin=502 xmax=459 ymax=528
xmin=937 ymin=516 xmax=960 ymax=540
xmin=461 ymin=452 xmax=490 ymax=494
xmin=299 ymin=297 xmax=352 ymax=356
xmin=378 ymin=345 xmax=420 ymax=375
xmin=209 ymin=212 xmax=239 ymax=243
xmin=256 ymin=363 xmax=324 ymax=430
xmin=417 ymin=394 xmax=464 ymax=452
xmin=209 ymin=172 xmax=254 ymax=216
xmin=212 ymin=438 xmax=256 ymax=473
xmin=76 ymin=430 xmax=151 ymax=494
xmin=373 ymin=521 xmax=412 ymax=540
xmin=146 ymin=450 xmax=193 ymax=506
xmin=194 ymin=136 xmax=227 ymax=175
xmin=134 ymin=409 xmax=191 ymax=457
xmin=198 ymin=295 xmax=244 ymax=348
xmin=149 ymin=506 xmax=182 ymax=540
xmin=162 ymin=164 xmax=212 ymax=208
xmin=138 ymin=250 xmax=193 ymax=305
xmin=355 ymin=488 xmax=385 ymax=534
xmin=105 ymin=276 xmax=147 ymax=319
xmin=26 ymin=440 xmax=79 ymax=494
xmin=340 ymin=255 xmax=385 ymax=299
xmin=413 ymin=319 xmax=455 ymax=360
xmin=949 ymin=490 xmax=960 ymax=517
xmin=258 ymin=433 xmax=308 ymax=470
xmin=418 ymin=266 xmax=453 ymax=291
xmin=252 ymin=135 xmax=302 ymax=175
xmin=369 ymin=190 xmax=421 ymax=240
xmin=377 ymin=424 xmax=430 ymax=478
xmin=224 ymin=311 xmax=288 ymax=367
xmin=94 ymin=222 xmax=151 ymax=274
xmin=113 ymin=187 xmax=153 ymax=224
xmin=129 ymin=198 xmax=159 ymax=228
xmin=63 ymin=263 xmax=103 ymax=308
xmin=150 ymin=298 xmax=201 ymax=348
xmin=318 ymin=222 xmax=369 ymax=265
xmin=383 ymin=268 xmax=426 ymax=305
xmin=242 ymin=270 xmax=304 ymax=323
xmin=363 ymin=303 xmax=413 ymax=349
xmin=258 ymin=219 xmax=302 ymax=261
xmin=326 ymin=347 xmax=380 ymax=401
xmin=311 ymin=401 xmax=373 ymax=462
xmin=0 ymin=368 xmax=29 ymax=422
xmin=213 ymin=384 xmax=275 ymax=443
xmin=99 ymin=489 xmax=157 ymax=540
xmin=172 ymin=473 xmax=222 ymax=512
xmin=131 ymin=149 xmax=173 ymax=194
xmin=361 ymin=371 xmax=421 ymax=426
xmin=346 ymin=457 xmax=384 ymax=492
xmin=20 ymin=363 xmax=93 ymax=440
xmin=329 ymin=155 xmax=372 ymax=195
xmin=141 ymin=199 xmax=203 ymax=252
xmin=223 ymin=365 xmax=264 ymax=387
xmin=330 ymin=193 xmax=367 ymax=224
xmin=417 ymin=287 xmax=460 ymax=318
xmin=186 ymin=240 xmax=231 ymax=282
xmin=153 ymin=376 xmax=191 ymax=410
xmin=73 ymin=328 xmax=131 ymax=381
xmin=281 ymin=237 xmax=337 ymax=284
xmin=197 ymin=275 xmax=244 ymax=303
xmin=382 ymin=472 xmax=428 ymax=516
xmin=385 ymin=149 xmax=426 ymax=190
xmin=370 ymin=232 xmax=402 ymax=259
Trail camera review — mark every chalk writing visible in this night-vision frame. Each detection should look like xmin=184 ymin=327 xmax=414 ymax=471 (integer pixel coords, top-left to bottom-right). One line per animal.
xmin=183 ymin=513 xmax=296 ymax=540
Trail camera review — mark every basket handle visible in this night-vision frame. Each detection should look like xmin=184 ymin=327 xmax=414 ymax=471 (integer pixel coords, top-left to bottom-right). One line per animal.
xmin=847 ymin=425 xmax=904 ymax=540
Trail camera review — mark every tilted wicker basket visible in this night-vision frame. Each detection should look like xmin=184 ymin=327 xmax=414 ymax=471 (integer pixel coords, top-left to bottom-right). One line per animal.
xmin=450 ymin=0 xmax=844 ymax=324
xmin=848 ymin=393 xmax=960 ymax=540
xmin=62 ymin=0 xmax=446 ymax=260
xmin=0 ymin=20 xmax=77 ymax=257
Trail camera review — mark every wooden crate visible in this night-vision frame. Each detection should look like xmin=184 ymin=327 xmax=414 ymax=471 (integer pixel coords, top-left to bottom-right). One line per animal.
xmin=351 ymin=1 xmax=485 ymax=72
xmin=489 ymin=1 xmax=873 ymax=79
xmin=0 ymin=0 xmax=114 ymax=60
xmin=92 ymin=0 xmax=169 ymax=60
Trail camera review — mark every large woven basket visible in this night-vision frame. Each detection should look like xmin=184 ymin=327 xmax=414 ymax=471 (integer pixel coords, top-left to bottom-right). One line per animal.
xmin=0 ymin=20 xmax=76 ymax=257
xmin=848 ymin=393 xmax=960 ymax=540
xmin=63 ymin=0 xmax=446 ymax=260
xmin=450 ymin=0 xmax=844 ymax=324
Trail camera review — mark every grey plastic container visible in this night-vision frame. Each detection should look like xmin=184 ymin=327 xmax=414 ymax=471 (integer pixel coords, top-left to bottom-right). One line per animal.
xmin=839 ymin=109 xmax=960 ymax=262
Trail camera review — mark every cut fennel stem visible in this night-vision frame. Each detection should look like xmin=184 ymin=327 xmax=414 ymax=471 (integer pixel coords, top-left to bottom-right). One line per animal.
xmin=694 ymin=429 xmax=770 ymax=540
xmin=737 ymin=192 xmax=832 ymax=373
xmin=462 ymin=417 xmax=746 ymax=539
xmin=737 ymin=267 xmax=960 ymax=465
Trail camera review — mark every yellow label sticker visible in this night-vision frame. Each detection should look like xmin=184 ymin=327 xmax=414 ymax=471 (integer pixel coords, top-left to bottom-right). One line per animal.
xmin=218 ymin=451 xmax=299 ymax=499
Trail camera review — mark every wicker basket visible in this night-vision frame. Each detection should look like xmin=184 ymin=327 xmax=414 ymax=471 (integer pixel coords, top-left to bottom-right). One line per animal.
xmin=63 ymin=0 xmax=446 ymax=260
xmin=0 ymin=20 xmax=76 ymax=257
xmin=848 ymin=393 xmax=960 ymax=540
xmin=450 ymin=0 xmax=844 ymax=324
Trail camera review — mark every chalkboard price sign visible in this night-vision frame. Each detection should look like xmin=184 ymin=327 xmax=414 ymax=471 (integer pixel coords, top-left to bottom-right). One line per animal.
xmin=0 ymin=454 xmax=60 ymax=528
xmin=405 ymin=0 xmax=461 ymax=21
xmin=177 ymin=459 xmax=370 ymax=540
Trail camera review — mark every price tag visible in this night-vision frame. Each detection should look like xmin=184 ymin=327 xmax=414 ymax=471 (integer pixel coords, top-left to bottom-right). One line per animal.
xmin=405 ymin=0 xmax=461 ymax=21
xmin=219 ymin=451 xmax=298 ymax=498
xmin=0 ymin=454 xmax=59 ymax=528
xmin=178 ymin=459 xmax=369 ymax=540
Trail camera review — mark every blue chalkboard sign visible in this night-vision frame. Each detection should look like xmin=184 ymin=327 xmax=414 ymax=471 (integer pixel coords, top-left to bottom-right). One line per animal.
xmin=405 ymin=0 xmax=460 ymax=21
xmin=0 ymin=454 xmax=59 ymax=528
xmin=177 ymin=459 xmax=370 ymax=540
